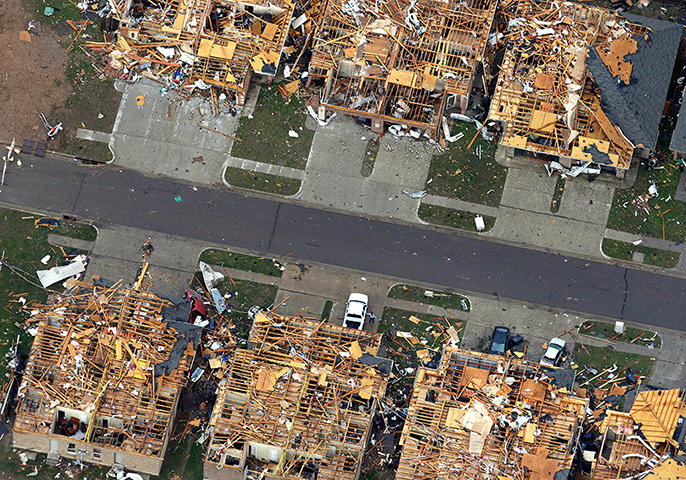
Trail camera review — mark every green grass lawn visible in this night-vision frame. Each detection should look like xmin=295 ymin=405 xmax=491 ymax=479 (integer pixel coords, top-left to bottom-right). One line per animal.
xmin=607 ymin=164 xmax=686 ymax=242
xmin=387 ymin=284 xmax=470 ymax=311
xmin=231 ymin=86 xmax=314 ymax=169
xmin=602 ymin=238 xmax=680 ymax=268
xmin=362 ymin=135 xmax=381 ymax=177
xmin=571 ymin=344 xmax=655 ymax=389
xmin=379 ymin=308 xmax=465 ymax=387
xmin=0 ymin=439 xmax=110 ymax=480
xmin=425 ymin=122 xmax=506 ymax=206
xmin=157 ymin=432 xmax=205 ymax=480
xmin=419 ymin=204 xmax=496 ymax=232
xmin=224 ymin=166 xmax=301 ymax=195
xmin=191 ymin=274 xmax=278 ymax=341
xmin=550 ymin=176 xmax=565 ymax=213
xmin=580 ymin=320 xmax=661 ymax=348
xmin=0 ymin=208 xmax=97 ymax=375
xmin=199 ymin=249 xmax=284 ymax=277
xmin=321 ymin=300 xmax=333 ymax=321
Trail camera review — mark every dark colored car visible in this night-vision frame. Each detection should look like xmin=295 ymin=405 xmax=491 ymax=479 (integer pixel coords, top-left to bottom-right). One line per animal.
xmin=489 ymin=326 xmax=510 ymax=355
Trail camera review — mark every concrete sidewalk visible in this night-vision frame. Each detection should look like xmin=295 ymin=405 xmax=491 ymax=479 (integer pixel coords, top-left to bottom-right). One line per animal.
xmin=86 ymin=224 xmax=224 ymax=297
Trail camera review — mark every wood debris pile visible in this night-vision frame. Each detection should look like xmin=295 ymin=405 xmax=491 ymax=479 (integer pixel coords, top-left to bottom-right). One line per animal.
xmin=204 ymin=311 xmax=391 ymax=480
xmin=13 ymin=280 xmax=199 ymax=468
xmin=395 ymin=348 xmax=588 ymax=480
xmin=488 ymin=0 xmax=649 ymax=170
xmin=89 ymin=0 xmax=298 ymax=105
xmin=308 ymin=0 xmax=498 ymax=138
xmin=591 ymin=389 xmax=686 ymax=480
xmin=632 ymin=193 xmax=652 ymax=215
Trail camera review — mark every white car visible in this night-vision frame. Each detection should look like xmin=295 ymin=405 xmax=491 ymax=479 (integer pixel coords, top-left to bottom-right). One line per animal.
xmin=540 ymin=337 xmax=566 ymax=366
xmin=343 ymin=293 xmax=368 ymax=330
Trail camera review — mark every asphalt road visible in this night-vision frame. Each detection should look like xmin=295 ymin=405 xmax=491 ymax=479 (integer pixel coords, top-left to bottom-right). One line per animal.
xmin=1 ymin=155 xmax=683 ymax=330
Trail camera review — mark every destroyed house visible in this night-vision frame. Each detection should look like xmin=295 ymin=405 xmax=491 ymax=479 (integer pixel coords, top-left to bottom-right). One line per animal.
xmin=488 ymin=1 xmax=681 ymax=175
xmin=13 ymin=283 xmax=199 ymax=475
xmin=308 ymin=0 xmax=498 ymax=137
xmin=590 ymin=389 xmax=686 ymax=480
xmin=395 ymin=348 xmax=588 ymax=480
xmin=203 ymin=312 xmax=391 ymax=480
xmin=115 ymin=0 xmax=294 ymax=104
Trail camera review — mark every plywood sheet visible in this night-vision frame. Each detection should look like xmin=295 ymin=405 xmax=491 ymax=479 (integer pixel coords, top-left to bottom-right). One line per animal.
xmin=252 ymin=20 xmax=262 ymax=35
xmin=173 ymin=8 xmax=188 ymax=30
xmin=521 ymin=379 xmax=546 ymax=401
xmin=210 ymin=41 xmax=236 ymax=60
xmin=388 ymin=69 xmax=417 ymax=87
xmin=503 ymin=135 xmax=528 ymax=148
xmin=249 ymin=50 xmax=279 ymax=74
xmin=256 ymin=368 xmax=277 ymax=392
xmin=198 ymin=38 xmax=213 ymax=57
xmin=578 ymin=135 xmax=610 ymax=153
xmin=597 ymin=35 xmax=637 ymax=85
xmin=534 ymin=73 xmax=554 ymax=90
xmin=261 ymin=22 xmax=278 ymax=41
xmin=461 ymin=366 xmax=489 ymax=389
xmin=364 ymin=38 xmax=390 ymax=62
xmin=529 ymin=110 xmax=557 ymax=134
xmin=446 ymin=406 xmax=463 ymax=427
xmin=359 ymin=376 xmax=375 ymax=399
xmin=349 ymin=340 xmax=363 ymax=360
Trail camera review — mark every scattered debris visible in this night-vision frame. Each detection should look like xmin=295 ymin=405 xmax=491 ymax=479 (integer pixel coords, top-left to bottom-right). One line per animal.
xmin=488 ymin=1 xmax=680 ymax=174
xmin=14 ymin=274 xmax=201 ymax=475
xmin=396 ymin=348 xmax=587 ymax=479
xmin=204 ymin=311 xmax=391 ymax=478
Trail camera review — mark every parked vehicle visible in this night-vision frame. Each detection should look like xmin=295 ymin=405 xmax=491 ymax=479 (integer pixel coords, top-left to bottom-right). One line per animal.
xmin=343 ymin=293 xmax=368 ymax=330
xmin=489 ymin=326 xmax=510 ymax=355
xmin=540 ymin=337 xmax=566 ymax=366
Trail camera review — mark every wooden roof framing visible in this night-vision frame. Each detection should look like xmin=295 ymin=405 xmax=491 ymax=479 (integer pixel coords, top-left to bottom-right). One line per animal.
xmin=630 ymin=389 xmax=686 ymax=445
xmin=395 ymin=348 xmax=588 ymax=480
xmin=14 ymin=282 xmax=196 ymax=459
xmin=116 ymin=0 xmax=294 ymax=92
xmin=310 ymin=0 xmax=498 ymax=137
xmin=590 ymin=390 xmax=686 ymax=480
xmin=205 ymin=312 xmax=390 ymax=480
xmin=488 ymin=0 xmax=647 ymax=169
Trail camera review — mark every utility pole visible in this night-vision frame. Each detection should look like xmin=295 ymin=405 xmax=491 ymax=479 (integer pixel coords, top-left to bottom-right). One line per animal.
xmin=1 ymin=138 xmax=16 ymax=186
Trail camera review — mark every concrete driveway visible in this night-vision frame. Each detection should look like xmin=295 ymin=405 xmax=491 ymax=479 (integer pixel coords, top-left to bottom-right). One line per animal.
xmin=296 ymin=116 xmax=434 ymax=222
xmin=110 ymin=79 xmax=240 ymax=184
xmin=490 ymin=158 xmax=615 ymax=256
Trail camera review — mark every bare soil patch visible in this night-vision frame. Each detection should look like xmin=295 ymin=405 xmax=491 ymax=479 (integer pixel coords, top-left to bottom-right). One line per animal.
xmin=0 ymin=0 xmax=71 ymax=143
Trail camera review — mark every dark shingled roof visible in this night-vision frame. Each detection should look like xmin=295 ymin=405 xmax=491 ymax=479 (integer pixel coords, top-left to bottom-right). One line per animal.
xmin=586 ymin=13 xmax=681 ymax=151
xmin=672 ymin=107 xmax=686 ymax=153
xmin=671 ymin=90 xmax=686 ymax=153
